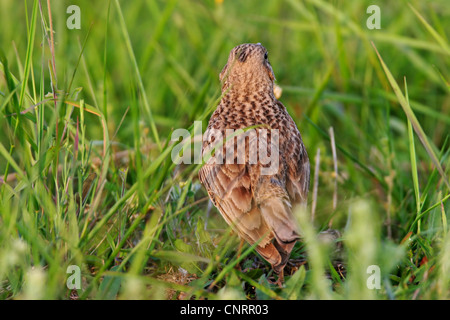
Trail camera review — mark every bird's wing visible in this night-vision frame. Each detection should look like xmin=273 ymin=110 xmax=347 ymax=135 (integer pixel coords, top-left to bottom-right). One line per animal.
xmin=259 ymin=186 xmax=300 ymax=242
xmin=199 ymin=161 xmax=291 ymax=270
xmin=199 ymin=162 xmax=273 ymax=248
xmin=277 ymin=101 xmax=310 ymax=206
xmin=245 ymin=101 xmax=308 ymax=249
xmin=286 ymin=145 xmax=310 ymax=206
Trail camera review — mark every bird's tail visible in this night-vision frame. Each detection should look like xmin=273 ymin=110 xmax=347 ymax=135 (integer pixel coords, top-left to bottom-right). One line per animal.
xmin=259 ymin=196 xmax=300 ymax=244
xmin=256 ymin=195 xmax=300 ymax=273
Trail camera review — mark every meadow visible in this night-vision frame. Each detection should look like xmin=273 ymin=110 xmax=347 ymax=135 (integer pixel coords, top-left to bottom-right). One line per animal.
xmin=0 ymin=0 xmax=449 ymax=300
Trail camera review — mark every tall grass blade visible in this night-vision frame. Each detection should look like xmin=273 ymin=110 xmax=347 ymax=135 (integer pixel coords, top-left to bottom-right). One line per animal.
xmin=113 ymin=0 xmax=161 ymax=151
xmin=372 ymin=42 xmax=450 ymax=190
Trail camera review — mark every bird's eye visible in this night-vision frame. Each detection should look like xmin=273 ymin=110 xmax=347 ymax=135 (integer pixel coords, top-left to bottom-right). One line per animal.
xmin=264 ymin=52 xmax=268 ymax=60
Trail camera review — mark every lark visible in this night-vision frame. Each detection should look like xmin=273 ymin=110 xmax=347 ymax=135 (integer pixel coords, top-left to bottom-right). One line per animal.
xmin=199 ymin=43 xmax=310 ymax=286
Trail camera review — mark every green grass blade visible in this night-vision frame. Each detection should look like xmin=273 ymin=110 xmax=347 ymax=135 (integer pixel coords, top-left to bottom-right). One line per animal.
xmin=405 ymin=80 xmax=421 ymax=232
xmin=408 ymin=4 xmax=450 ymax=55
xmin=372 ymin=42 xmax=450 ymax=190
xmin=18 ymin=0 xmax=39 ymax=109
xmin=0 ymin=142 xmax=28 ymax=184
xmin=113 ymin=0 xmax=161 ymax=151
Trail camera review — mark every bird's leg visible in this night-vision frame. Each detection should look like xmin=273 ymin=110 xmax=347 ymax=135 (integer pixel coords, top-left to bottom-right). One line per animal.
xmin=274 ymin=269 xmax=284 ymax=288
xmin=267 ymin=266 xmax=285 ymax=288
xmin=267 ymin=271 xmax=284 ymax=288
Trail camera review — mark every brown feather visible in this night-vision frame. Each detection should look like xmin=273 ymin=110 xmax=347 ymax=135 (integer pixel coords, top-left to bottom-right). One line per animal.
xmin=199 ymin=43 xmax=310 ymax=278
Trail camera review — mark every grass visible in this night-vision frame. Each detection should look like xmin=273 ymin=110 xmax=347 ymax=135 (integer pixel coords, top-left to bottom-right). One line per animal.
xmin=0 ymin=0 xmax=449 ymax=300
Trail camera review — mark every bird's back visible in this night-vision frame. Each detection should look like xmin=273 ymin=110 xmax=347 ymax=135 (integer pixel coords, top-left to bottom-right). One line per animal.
xmin=199 ymin=94 xmax=309 ymax=270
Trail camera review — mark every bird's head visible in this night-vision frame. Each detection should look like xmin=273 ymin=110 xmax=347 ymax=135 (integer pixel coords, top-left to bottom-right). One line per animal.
xmin=219 ymin=43 xmax=275 ymax=92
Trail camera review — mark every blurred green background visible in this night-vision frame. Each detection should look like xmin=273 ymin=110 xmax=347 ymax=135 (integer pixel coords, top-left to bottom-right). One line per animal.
xmin=0 ymin=0 xmax=449 ymax=300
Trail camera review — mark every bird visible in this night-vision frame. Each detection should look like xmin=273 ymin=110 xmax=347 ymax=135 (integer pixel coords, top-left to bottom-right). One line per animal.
xmin=199 ymin=43 xmax=310 ymax=286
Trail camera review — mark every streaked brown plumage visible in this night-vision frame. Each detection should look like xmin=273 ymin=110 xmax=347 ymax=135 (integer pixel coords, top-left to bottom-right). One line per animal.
xmin=199 ymin=43 xmax=310 ymax=285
